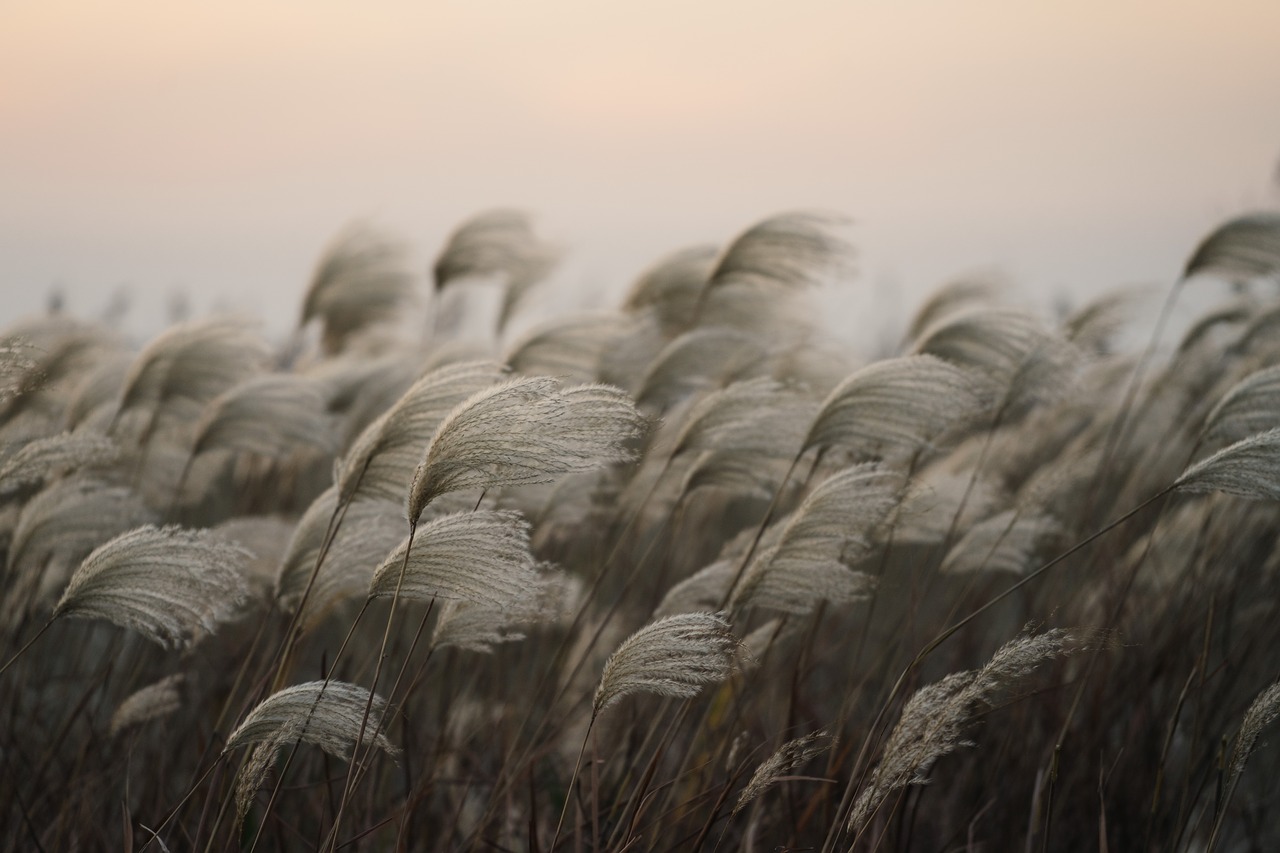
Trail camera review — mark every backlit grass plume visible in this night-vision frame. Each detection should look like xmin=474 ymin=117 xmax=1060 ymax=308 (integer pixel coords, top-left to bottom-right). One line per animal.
xmin=53 ymin=525 xmax=251 ymax=649
xmin=337 ymin=360 xmax=506 ymax=507
xmin=1208 ymin=680 xmax=1280 ymax=850
xmin=429 ymin=570 xmax=575 ymax=654
xmin=803 ymin=354 xmax=988 ymax=460
xmin=1173 ymin=428 xmax=1280 ymax=501
xmin=406 ymin=377 xmax=644 ymax=523
xmin=225 ymin=680 xmax=399 ymax=827
xmin=111 ymin=316 xmax=268 ymax=440
xmin=299 ymin=225 xmax=415 ymax=355
xmin=370 ymin=509 xmax=538 ymax=608
xmin=849 ymin=627 xmax=1085 ymax=835
xmin=703 ymin=211 xmax=851 ymax=299
xmin=593 ymin=611 xmax=739 ymax=716
xmin=110 ymin=673 xmax=185 ymax=737
xmin=1182 ymin=211 xmax=1280 ymax=282
xmin=190 ymin=374 xmax=335 ymax=459
xmin=729 ymin=465 xmax=900 ymax=615
xmin=0 ymin=432 xmax=119 ymax=492
xmin=734 ymin=729 xmax=837 ymax=815
xmin=1200 ymin=365 xmax=1280 ymax=444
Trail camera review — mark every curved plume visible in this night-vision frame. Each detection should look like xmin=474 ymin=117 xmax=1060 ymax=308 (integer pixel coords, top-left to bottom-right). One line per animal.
xmin=1174 ymin=428 xmax=1280 ymax=501
xmin=54 ymin=525 xmax=251 ymax=649
xmin=337 ymin=360 xmax=506 ymax=507
xmin=191 ymin=374 xmax=336 ymax=459
xmin=407 ymin=377 xmax=644 ymax=523
xmin=110 ymin=674 xmax=185 ymax=737
xmin=704 ymin=212 xmax=851 ymax=298
xmin=593 ymin=611 xmax=738 ymax=715
xmin=1183 ymin=211 xmax=1280 ymax=283
xmin=505 ymin=312 xmax=631 ymax=383
xmin=804 ymin=354 xmax=988 ymax=459
xmin=1201 ymin=365 xmax=1280 ymax=445
xmin=370 ymin=510 xmax=538 ymax=609
xmin=0 ymin=432 xmax=119 ymax=493
xmin=300 ymin=225 xmax=415 ymax=355
xmin=734 ymin=730 xmax=836 ymax=815
xmin=113 ymin=317 xmax=268 ymax=440
xmin=636 ymin=328 xmax=772 ymax=410
xmin=622 ymin=245 xmax=719 ymax=333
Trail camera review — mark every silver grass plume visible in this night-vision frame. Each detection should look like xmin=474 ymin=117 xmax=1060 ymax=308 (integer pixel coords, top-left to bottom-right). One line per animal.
xmin=849 ymin=627 xmax=1087 ymax=834
xmin=1201 ymin=365 xmax=1280 ymax=445
xmin=1209 ymin=680 xmax=1280 ymax=851
xmin=636 ymin=328 xmax=773 ymax=410
xmin=905 ymin=276 xmax=1002 ymax=345
xmin=912 ymin=307 xmax=1081 ymax=412
xmin=1227 ymin=681 xmax=1280 ymax=788
xmin=703 ymin=212 xmax=852 ymax=298
xmin=680 ymin=449 xmax=797 ymax=501
xmin=622 ymin=246 xmax=719 ymax=333
xmin=804 ymin=355 xmax=988 ymax=459
xmin=1062 ymin=285 xmax=1150 ymax=355
xmin=939 ymin=510 xmax=1065 ymax=575
xmin=190 ymin=374 xmax=336 ymax=459
xmin=655 ymin=560 xmax=737 ymax=617
xmin=54 ymin=525 xmax=251 ymax=649
xmin=1183 ymin=211 xmax=1280 ymax=283
xmin=729 ymin=465 xmax=900 ymax=615
xmin=431 ymin=209 xmax=559 ymax=331
xmin=370 ymin=509 xmax=538 ymax=608
xmin=112 ymin=317 xmax=268 ymax=439
xmin=110 ymin=674 xmax=185 ymax=737
xmin=430 ymin=570 xmax=576 ymax=653
xmin=299 ymin=226 xmax=415 ymax=355
xmin=212 ymin=517 xmax=294 ymax=599
xmin=733 ymin=730 xmax=837 ymax=815
xmin=1174 ymin=428 xmax=1280 ymax=501
xmin=7 ymin=478 xmax=154 ymax=587
xmin=593 ymin=612 xmax=738 ymax=716
xmin=504 ymin=312 xmax=631 ymax=384
xmin=0 ymin=432 xmax=119 ymax=492
xmin=407 ymin=377 xmax=644 ymax=523
xmin=225 ymin=680 xmax=399 ymax=826
xmin=337 ymin=360 xmax=506 ymax=507
xmin=275 ymin=487 xmax=405 ymax=630
xmin=670 ymin=378 xmax=818 ymax=460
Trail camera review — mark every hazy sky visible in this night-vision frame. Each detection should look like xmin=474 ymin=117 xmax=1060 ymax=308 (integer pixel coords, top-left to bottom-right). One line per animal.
xmin=3 ymin=1 xmax=1279 ymax=341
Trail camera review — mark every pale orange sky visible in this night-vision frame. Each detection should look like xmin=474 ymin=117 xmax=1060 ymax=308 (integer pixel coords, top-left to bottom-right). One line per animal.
xmin=2 ymin=1 xmax=1279 ymax=340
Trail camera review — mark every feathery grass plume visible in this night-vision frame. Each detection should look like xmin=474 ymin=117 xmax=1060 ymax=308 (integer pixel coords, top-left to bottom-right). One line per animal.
xmin=432 ymin=209 xmax=559 ymax=331
xmin=62 ymin=353 xmax=131 ymax=430
xmin=636 ymin=327 xmax=772 ymax=410
xmin=670 ymin=377 xmax=818 ymax=459
xmin=912 ymin=307 xmax=1081 ymax=412
xmin=430 ymin=569 xmax=576 ymax=653
xmin=1201 ymin=365 xmax=1280 ymax=445
xmin=622 ymin=245 xmax=719 ymax=333
xmin=0 ymin=432 xmax=119 ymax=492
xmin=939 ymin=509 xmax=1065 ymax=575
xmin=53 ymin=525 xmax=250 ymax=649
xmin=905 ymin=275 xmax=1002 ymax=345
xmin=0 ymin=320 xmax=114 ymax=426
xmin=225 ymin=680 xmax=399 ymax=826
xmin=733 ymin=730 xmax=837 ymax=815
xmin=655 ymin=560 xmax=737 ymax=617
xmin=680 ymin=448 xmax=797 ymax=501
xmin=1183 ymin=211 xmax=1280 ymax=282
xmin=592 ymin=611 xmax=738 ymax=716
xmin=702 ymin=212 xmax=852 ymax=300
xmin=803 ymin=354 xmax=988 ymax=460
xmin=407 ymin=377 xmax=644 ymax=523
xmin=190 ymin=374 xmax=335 ymax=459
xmin=1173 ymin=428 xmax=1280 ymax=501
xmin=504 ymin=311 xmax=631 ymax=383
xmin=1062 ymin=285 xmax=1150 ymax=355
xmin=370 ymin=509 xmax=538 ymax=608
xmin=110 ymin=674 xmax=185 ymax=737
xmin=1208 ymin=680 xmax=1280 ymax=850
xmin=7 ymin=478 xmax=155 ymax=591
xmin=275 ymin=487 xmax=405 ymax=629
xmin=0 ymin=337 xmax=40 ymax=409
xmin=212 ymin=516 xmax=294 ymax=599
xmin=729 ymin=465 xmax=900 ymax=615
xmin=849 ymin=627 xmax=1086 ymax=834
xmin=337 ymin=360 xmax=506 ymax=507
xmin=299 ymin=225 xmax=415 ymax=355
xmin=112 ymin=316 xmax=269 ymax=440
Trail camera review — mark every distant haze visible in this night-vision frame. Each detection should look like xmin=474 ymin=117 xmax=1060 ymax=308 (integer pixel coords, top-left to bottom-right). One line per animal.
xmin=3 ymin=1 xmax=1279 ymax=343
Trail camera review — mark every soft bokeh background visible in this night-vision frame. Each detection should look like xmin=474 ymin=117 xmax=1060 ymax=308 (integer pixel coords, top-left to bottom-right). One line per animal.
xmin=3 ymin=0 xmax=1279 ymax=342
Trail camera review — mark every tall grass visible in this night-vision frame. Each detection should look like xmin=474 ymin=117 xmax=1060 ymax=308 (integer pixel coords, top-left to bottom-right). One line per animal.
xmin=1 ymin=209 xmax=1280 ymax=851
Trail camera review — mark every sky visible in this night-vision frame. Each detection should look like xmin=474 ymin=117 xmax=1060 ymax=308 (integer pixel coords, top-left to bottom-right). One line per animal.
xmin=2 ymin=1 xmax=1279 ymax=344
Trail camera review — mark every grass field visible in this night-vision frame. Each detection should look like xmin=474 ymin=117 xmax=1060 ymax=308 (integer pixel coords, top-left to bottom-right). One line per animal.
xmin=2 ymin=209 xmax=1280 ymax=851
